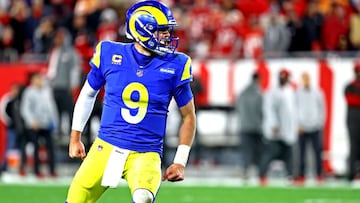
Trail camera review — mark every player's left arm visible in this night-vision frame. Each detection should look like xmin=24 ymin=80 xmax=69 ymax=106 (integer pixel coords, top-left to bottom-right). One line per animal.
xmin=177 ymin=99 xmax=196 ymax=148
xmin=163 ymin=88 xmax=196 ymax=182
xmin=163 ymin=55 xmax=196 ymax=182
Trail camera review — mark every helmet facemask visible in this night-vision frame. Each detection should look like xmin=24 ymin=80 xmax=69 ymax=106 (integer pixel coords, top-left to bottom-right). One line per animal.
xmin=154 ymin=26 xmax=179 ymax=55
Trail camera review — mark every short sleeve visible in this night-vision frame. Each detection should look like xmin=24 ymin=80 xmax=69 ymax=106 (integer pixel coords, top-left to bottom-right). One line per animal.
xmin=87 ymin=42 xmax=105 ymax=90
xmin=175 ymin=56 xmax=193 ymax=88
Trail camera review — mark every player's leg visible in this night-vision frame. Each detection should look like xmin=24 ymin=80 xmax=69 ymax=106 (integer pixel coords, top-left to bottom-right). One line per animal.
xmin=259 ymin=141 xmax=281 ymax=178
xmin=347 ymin=125 xmax=360 ymax=181
xmin=40 ymin=129 xmax=56 ymax=175
xmin=124 ymin=151 xmax=162 ymax=203
xmin=28 ymin=130 xmax=41 ymax=176
xmin=298 ymin=131 xmax=307 ymax=179
xmin=254 ymin=132 xmax=265 ymax=169
xmin=310 ymin=130 xmax=323 ymax=178
xmin=240 ymin=132 xmax=253 ymax=178
xmin=280 ymin=142 xmax=294 ymax=179
xmin=132 ymin=189 xmax=154 ymax=203
xmin=66 ymin=138 xmax=112 ymax=203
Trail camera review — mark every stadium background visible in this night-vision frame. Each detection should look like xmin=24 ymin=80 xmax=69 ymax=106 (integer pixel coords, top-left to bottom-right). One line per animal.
xmin=0 ymin=0 xmax=360 ymax=202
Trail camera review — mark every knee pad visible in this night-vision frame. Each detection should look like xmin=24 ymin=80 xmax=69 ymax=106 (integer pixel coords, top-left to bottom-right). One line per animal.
xmin=132 ymin=188 xmax=154 ymax=203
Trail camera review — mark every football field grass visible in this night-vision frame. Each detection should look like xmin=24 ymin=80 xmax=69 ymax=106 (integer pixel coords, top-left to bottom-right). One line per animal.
xmin=0 ymin=184 xmax=359 ymax=203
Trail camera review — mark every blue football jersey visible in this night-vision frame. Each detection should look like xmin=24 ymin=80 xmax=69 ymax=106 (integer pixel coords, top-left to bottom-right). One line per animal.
xmin=87 ymin=41 xmax=193 ymax=155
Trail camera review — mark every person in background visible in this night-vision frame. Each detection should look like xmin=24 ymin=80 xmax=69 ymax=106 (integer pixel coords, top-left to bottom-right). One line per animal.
xmin=46 ymin=27 xmax=81 ymax=141
xmin=294 ymin=71 xmax=326 ymax=185
xmin=33 ymin=16 xmax=55 ymax=55
xmin=0 ymin=83 xmax=22 ymax=173
xmin=263 ymin=12 xmax=290 ymax=57
xmin=349 ymin=1 xmax=360 ymax=50
xmin=235 ymin=71 xmax=264 ymax=180
xmin=0 ymin=26 xmax=18 ymax=62
xmin=64 ymin=1 xmax=196 ymax=203
xmin=20 ymin=72 xmax=58 ymax=178
xmin=260 ymin=68 xmax=297 ymax=186
xmin=8 ymin=0 xmax=29 ymax=55
xmin=0 ymin=83 xmax=28 ymax=177
xmin=344 ymin=62 xmax=360 ymax=183
xmin=301 ymin=1 xmax=324 ymax=51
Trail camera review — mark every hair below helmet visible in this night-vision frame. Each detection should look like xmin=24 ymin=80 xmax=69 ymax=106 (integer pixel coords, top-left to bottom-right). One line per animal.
xmin=125 ymin=0 xmax=179 ymax=55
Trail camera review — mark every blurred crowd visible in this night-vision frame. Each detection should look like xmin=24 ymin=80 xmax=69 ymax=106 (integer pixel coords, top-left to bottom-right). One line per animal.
xmin=1 ymin=0 xmax=360 ymax=62
xmin=0 ymin=0 xmax=360 ymax=184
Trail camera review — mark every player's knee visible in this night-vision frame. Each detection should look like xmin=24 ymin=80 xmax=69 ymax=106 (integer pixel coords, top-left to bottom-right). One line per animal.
xmin=132 ymin=188 xmax=154 ymax=203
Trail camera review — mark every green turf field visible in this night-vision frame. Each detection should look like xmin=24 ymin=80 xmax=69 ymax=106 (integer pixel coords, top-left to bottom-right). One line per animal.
xmin=0 ymin=184 xmax=359 ymax=203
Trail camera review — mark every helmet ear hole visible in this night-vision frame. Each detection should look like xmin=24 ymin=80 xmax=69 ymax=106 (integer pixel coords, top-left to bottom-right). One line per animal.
xmin=147 ymin=38 xmax=156 ymax=49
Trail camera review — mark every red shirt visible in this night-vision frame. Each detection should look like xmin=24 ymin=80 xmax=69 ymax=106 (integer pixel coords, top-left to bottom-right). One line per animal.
xmin=188 ymin=7 xmax=213 ymax=40
xmin=345 ymin=79 xmax=360 ymax=107
xmin=210 ymin=24 xmax=243 ymax=58
xmin=322 ymin=13 xmax=349 ymax=50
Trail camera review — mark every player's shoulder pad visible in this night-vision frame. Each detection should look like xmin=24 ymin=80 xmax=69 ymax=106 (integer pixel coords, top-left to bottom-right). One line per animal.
xmin=91 ymin=40 xmax=128 ymax=68
xmin=166 ymin=52 xmax=192 ymax=81
xmin=100 ymin=40 xmax=128 ymax=53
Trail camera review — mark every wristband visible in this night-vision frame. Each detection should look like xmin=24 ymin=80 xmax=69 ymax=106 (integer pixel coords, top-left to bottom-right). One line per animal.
xmin=173 ymin=145 xmax=191 ymax=167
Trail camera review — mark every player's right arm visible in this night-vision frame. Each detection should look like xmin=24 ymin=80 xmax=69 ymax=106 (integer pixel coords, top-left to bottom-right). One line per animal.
xmin=69 ymin=81 xmax=99 ymax=159
xmin=69 ymin=41 xmax=105 ymax=159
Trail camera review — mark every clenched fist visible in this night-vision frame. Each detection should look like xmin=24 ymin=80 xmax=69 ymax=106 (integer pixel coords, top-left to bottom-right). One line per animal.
xmin=162 ymin=163 xmax=185 ymax=182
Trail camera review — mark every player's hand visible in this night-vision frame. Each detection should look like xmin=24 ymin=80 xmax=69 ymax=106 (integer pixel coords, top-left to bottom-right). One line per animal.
xmin=162 ymin=163 xmax=185 ymax=182
xmin=69 ymin=139 xmax=86 ymax=160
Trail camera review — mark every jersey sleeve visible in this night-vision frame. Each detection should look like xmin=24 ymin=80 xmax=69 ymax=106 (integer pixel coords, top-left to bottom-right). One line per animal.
xmin=174 ymin=83 xmax=193 ymax=108
xmin=175 ymin=55 xmax=193 ymax=88
xmin=87 ymin=41 xmax=105 ymax=90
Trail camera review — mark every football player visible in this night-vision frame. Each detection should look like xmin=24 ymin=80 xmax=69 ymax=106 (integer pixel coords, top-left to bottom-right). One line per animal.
xmin=64 ymin=1 xmax=196 ymax=203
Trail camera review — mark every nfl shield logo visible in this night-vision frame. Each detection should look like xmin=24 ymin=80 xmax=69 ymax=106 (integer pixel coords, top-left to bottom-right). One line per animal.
xmin=136 ymin=70 xmax=143 ymax=77
xmin=97 ymin=145 xmax=103 ymax=151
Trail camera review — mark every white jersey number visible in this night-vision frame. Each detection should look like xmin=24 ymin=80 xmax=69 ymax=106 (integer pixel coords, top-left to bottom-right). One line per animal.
xmin=121 ymin=82 xmax=149 ymax=124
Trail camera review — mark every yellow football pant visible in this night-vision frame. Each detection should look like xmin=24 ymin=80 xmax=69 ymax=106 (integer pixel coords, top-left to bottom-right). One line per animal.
xmin=66 ymin=137 xmax=162 ymax=203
